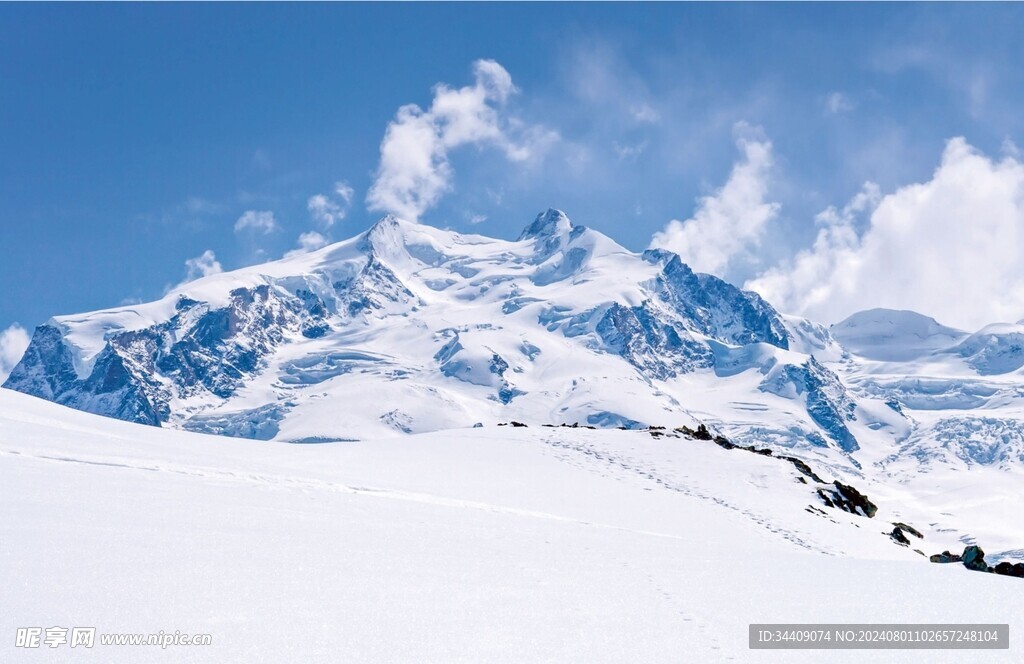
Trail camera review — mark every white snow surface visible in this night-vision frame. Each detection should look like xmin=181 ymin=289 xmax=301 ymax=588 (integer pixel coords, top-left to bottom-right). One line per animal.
xmin=2 ymin=388 xmax=1023 ymax=663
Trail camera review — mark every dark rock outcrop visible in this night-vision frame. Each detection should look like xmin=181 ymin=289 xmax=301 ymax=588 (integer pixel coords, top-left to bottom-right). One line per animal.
xmin=928 ymin=550 xmax=963 ymax=564
xmin=778 ymin=455 xmax=826 ymax=483
xmin=889 ymin=522 xmax=924 ymax=547
xmin=992 ymin=562 xmax=1024 ymax=578
xmin=890 ymin=527 xmax=911 ymax=546
xmin=673 ymin=424 xmax=711 ymax=440
xmin=892 ymin=522 xmax=924 ymax=539
xmin=931 ymin=545 xmax=1024 ymax=579
xmin=816 ymin=481 xmax=878 ymax=518
xmin=962 ymin=545 xmax=988 ymax=572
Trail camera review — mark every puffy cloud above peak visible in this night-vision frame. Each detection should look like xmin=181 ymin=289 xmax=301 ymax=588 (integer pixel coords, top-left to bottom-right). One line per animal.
xmin=284 ymin=231 xmax=329 ymax=259
xmin=162 ymin=250 xmax=224 ymax=294
xmin=183 ymin=250 xmax=223 ymax=282
xmin=366 ymin=59 xmax=556 ymax=222
xmin=368 ymin=106 xmax=446 ymax=222
xmin=308 ymin=181 xmax=354 ymax=230
xmin=747 ymin=137 xmax=1024 ymax=330
xmin=649 ymin=124 xmax=779 ymax=279
xmin=234 ymin=210 xmax=278 ymax=234
xmin=431 ymin=61 xmax=518 ymax=150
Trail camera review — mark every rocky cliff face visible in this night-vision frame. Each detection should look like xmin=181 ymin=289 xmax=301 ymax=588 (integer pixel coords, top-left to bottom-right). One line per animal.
xmin=6 ymin=285 xmax=326 ymax=425
xmin=759 ymin=357 xmax=860 ymax=452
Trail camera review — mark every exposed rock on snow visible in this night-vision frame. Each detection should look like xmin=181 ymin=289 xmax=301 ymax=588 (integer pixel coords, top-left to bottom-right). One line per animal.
xmin=963 ymin=544 xmax=989 ymax=572
xmin=816 ymin=481 xmax=878 ymax=518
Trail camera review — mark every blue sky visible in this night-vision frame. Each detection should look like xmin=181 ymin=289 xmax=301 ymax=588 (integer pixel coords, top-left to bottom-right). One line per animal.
xmin=4 ymin=3 xmax=1024 ymax=360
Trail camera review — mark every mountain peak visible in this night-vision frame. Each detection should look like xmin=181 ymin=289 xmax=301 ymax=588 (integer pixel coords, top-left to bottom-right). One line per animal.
xmin=364 ymin=214 xmax=408 ymax=241
xmin=359 ymin=214 xmax=421 ymax=260
xmin=832 ymin=308 xmax=963 ymax=338
xmin=831 ymin=308 xmax=967 ymax=361
xmin=518 ymin=208 xmax=574 ymax=241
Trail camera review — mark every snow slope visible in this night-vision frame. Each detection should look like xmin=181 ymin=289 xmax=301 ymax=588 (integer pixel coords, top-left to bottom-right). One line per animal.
xmin=2 ymin=389 xmax=1022 ymax=663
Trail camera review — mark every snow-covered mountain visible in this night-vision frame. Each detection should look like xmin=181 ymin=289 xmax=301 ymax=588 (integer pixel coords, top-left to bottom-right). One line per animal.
xmin=4 ymin=210 xmax=859 ymax=449
xmin=7 ymin=209 xmax=1024 ymax=476
xmin=831 ymin=308 xmax=967 ymax=362
xmin=830 ymin=308 xmax=1024 ymax=469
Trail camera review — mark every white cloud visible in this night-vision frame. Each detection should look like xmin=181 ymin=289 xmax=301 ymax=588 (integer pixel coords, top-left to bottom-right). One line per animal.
xmin=183 ymin=250 xmax=223 ymax=282
xmin=308 ymin=181 xmax=354 ymax=230
xmin=0 ymin=323 xmax=31 ymax=383
xmin=334 ymin=181 xmax=354 ymax=206
xmin=630 ymin=103 xmax=661 ymax=124
xmin=367 ymin=105 xmax=449 ymax=222
xmin=468 ymin=214 xmax=487 ymax=225
xmin=825 ymin=91 xmax=854 ymax=114
xmin=745 ymin=183 xmax=879 ymax=323
xmin=366 ymin=59 xmax=555 ymax=222
xmin=649 ymin=124 xmax=779 ymax=278
xmin=747 ymin=137 xmax=1024 ymax=330
xmin=284 ymin=231 xmax=329 ymax=258
xmin=307 ymin=195 xmax=338 ymax=228
xmin=234 ymin=210 xmax=278 ymax=234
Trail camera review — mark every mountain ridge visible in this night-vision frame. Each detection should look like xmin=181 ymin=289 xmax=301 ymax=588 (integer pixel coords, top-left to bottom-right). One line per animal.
xmin=7 ymin=209 xmax=1024 ymax=472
